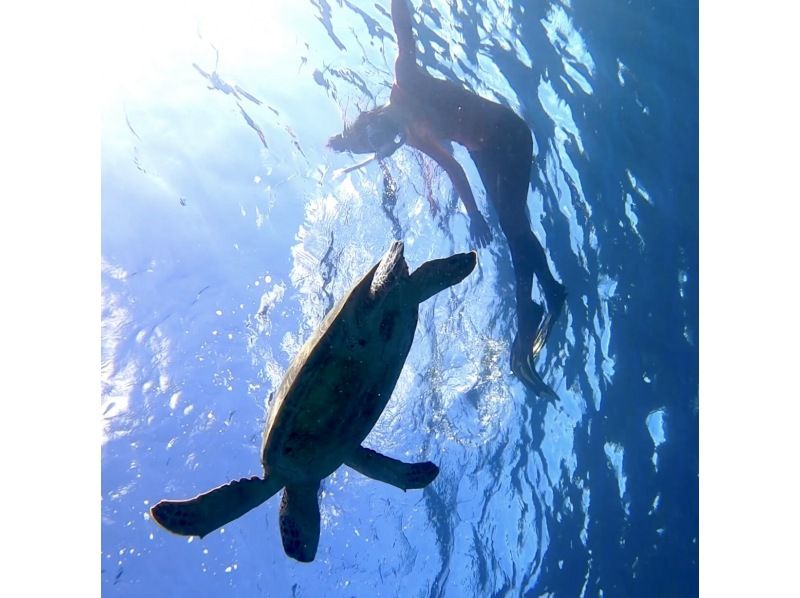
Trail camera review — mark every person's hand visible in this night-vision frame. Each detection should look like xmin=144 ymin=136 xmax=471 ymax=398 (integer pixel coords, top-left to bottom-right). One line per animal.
xmin=469 ymin=214 xmax=492 ymax=248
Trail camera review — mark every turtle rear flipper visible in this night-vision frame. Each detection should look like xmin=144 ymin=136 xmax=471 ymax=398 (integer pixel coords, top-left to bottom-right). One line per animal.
xmin=279 ymin=482 xmax=321 ymax=562
xmin=151 ymin=475 xmax=281 ymax=538
xmin=407 ymin=251 xmax=477 ymax=304
xmin=346 ymin=446 xmax=439 ymax=490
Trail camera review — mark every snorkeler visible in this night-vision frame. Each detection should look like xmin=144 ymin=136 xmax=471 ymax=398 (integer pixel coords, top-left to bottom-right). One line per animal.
xmin=327 ymin=0 xmax=566 ymax=393
xmin=193 ymin=43 xmax=269 ymax=150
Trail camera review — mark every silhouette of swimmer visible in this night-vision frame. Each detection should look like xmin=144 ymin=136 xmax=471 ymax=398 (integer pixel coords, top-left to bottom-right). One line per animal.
xmin=192 ymin=48 xmax=269 ymax=150
xmin=327 ymin=0 xmax=566 ymax=394
xmin=192 ymin=63 xmax=264 ymax=105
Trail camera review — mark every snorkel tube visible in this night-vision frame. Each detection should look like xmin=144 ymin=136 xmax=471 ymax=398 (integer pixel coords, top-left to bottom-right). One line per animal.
xmin=330 ymin=155 xmax=379 ymax=180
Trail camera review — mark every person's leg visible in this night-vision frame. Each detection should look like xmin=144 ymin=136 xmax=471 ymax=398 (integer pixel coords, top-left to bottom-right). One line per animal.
xmin=491 ymin=115 xmax=566 ymax=318
xmin=517 ymin=224 xmax=565 ymax=317
xmin=502 ymin=220 xmax=557 ymax=395
xmin=473 ymin=120 xmax=543 ymax=325
xmin=470 ymin=137 xmax=546 ymax=371
xmin=471 ymin=115 xmax=565 ymax=394
xmin=504 ymin=222 xmax=565 ymax=361
xmin=502 ymin=228 xmax=544 ymax=344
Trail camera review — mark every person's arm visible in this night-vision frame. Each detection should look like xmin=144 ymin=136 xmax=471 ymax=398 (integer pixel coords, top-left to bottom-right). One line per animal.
xmin=411 ymin=135 xmax=492 ymax=246
xmin=392 ymin=0 xmax=417 ymax=71
xmin=414 ymin=137 xmax=475 ymax=213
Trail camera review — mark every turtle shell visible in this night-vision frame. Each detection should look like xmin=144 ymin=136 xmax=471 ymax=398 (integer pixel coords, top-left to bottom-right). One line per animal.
xmin=261 ymin=250 xmax=418 ymax=484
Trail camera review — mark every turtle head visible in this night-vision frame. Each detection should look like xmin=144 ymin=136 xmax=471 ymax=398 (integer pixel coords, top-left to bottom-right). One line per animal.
xmin=406 ymin=250 xmax=477 ymax=304
xmin=369 ymin=240 xmax=409 ymax=300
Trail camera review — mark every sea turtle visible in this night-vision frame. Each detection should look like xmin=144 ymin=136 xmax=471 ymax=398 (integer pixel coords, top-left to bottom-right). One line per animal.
xmin=150 ymin=240 xmax=476 ymax=562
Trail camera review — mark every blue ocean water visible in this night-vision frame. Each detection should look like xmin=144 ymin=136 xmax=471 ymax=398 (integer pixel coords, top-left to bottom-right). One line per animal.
xmin=101 ymin=0 xmax=698 ymax=595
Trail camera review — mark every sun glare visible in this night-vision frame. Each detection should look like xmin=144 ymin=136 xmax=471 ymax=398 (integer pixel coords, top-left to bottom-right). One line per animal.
xmin=101 ymin=0 xmax=308 ymax=105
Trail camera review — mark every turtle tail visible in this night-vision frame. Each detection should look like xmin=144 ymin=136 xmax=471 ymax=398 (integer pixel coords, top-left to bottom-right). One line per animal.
xmin=279 ymin=482 xmax=321 ymax=562
xmin=151 ymin=475 xmax=282 ymax=538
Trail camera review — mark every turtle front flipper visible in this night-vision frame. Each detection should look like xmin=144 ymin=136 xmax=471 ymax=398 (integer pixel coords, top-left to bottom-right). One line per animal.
xmin=407 ymin=251 xmax=477 ymax=304
xmin=279 ymin=482 xmax=321 ymax=562
xmin=151 ymin=475 xmax=281 ymax=538
xmin=345 ymin=446 xmax=439 ymax=490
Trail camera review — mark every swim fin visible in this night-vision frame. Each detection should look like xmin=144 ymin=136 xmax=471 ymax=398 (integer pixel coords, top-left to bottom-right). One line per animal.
xmin=529 ymin=312 xmax=552 ymax=360
xmin=510 ymin=336 xmax=558 ymax=400
xmin=531 ymin=289 xmax=567 ymax=360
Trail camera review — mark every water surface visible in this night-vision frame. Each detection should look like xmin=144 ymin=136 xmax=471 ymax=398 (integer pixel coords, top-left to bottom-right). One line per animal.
xmin=101 ymin=1 xmax=698 ymax=595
